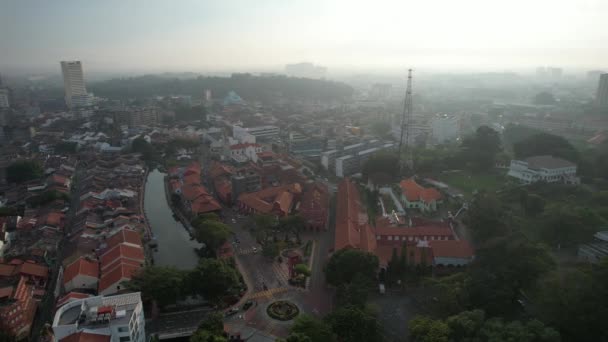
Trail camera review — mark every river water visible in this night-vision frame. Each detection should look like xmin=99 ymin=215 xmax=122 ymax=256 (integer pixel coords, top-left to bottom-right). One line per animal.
xmin=144 ymin=169 xmax=201 ymax=270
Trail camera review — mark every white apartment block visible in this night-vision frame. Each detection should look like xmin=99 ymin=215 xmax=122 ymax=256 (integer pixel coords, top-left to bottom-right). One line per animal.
xmin=61 ymin=61 xmax=89 ymax=109
xmin=53 ymin=292 xmax=145 ymax=342
xmin=431 ymin=114 xmax=459 ymax=143
xmin=507 ymin=155 xmax=578 ymax=184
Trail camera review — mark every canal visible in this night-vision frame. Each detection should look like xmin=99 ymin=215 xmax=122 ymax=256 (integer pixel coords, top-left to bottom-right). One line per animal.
xmin=144 ymin=169 xmax=201 ymax=270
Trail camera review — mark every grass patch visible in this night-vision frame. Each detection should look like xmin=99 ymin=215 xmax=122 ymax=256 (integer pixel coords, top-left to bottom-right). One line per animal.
xmin=439 ymin=170 xmax=506 ymax=197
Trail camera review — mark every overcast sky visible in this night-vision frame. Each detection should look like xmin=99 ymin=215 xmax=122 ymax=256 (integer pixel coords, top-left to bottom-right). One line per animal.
xmin=1 ymin=0 xmax=607 ymax=74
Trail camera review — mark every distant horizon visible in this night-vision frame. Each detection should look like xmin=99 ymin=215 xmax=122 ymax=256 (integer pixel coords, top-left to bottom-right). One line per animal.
xmin=3 ymin=0 xmax=608 ymax=78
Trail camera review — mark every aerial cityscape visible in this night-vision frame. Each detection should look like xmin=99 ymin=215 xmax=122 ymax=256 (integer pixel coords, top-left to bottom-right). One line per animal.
xmin=1 ymin=1 xmax=608 ymax=342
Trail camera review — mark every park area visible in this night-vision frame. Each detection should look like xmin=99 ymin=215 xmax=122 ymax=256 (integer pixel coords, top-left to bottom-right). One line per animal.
xmin=438 ymin=169 xmax=507 ymax=197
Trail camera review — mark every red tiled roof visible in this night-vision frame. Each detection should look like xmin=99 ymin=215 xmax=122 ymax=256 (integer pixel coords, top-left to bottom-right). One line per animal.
xmin=183 ymin=162 xmax=201 ymax=176
xmin=0 ymin=264 xmax=17 ymax=277
xmin=181 ymin=183 xmax=210 ymax=201
xmin=49 ymin=174 xmax=69 ymax=185
xmin=56 ymin=292 xmax=91 ymax=308
xmin=374 ymin=217 xmax=453 ymax=238
xmin=209 ymin=162 xmax=235 ymax=179
xmin=98 ymin=263 xmax=140 ymax=294
xmin=61 ymin=331 xmax=111 ymax=342
xmin=375 ymin=244 xmax=434 ymax=267
xmin=429 ymin=240 xmax=474 ymax=259
xmin=45 ymin=212 xmax=65 ymax=227
xmin=230 ymin=143 xmax=260 ymax=150
xmin=238 ymin=183 xmax=301 ymax=215
xmin=100 ymin=243 xmax=145 ymax=271
xmin=19 ymin=262 xmax=49 ymax=279
xmin=63 ymin=258 xmax=99 ymax=284
xmin=191 ymin=196 xmax=222 ymax=214
xmin=0 ymin=286 xmax=13 ymax=299
xmin=183 ymin=173 xmax=201 ymax=186
xmin=105 ymin=228 xmax=142 ymax=249
xmin=334 ymin=179 xmax=375 ymax=252
xmin=399 ymin=178 xmax=443 ymax=203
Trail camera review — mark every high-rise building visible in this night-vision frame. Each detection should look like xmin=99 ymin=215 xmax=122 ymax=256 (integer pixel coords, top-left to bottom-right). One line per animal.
xmin=0 ymin=88 xmax=9 ymax=108
xmin=596 ymin=73 xmax=608 ymax=109
xmin=60 ymin=61 xmax=89 ymax=109
xmin=52 ymin=292 xmax=145 ymax=342
xmin=431 ymin=114 xmax=459 ymax=143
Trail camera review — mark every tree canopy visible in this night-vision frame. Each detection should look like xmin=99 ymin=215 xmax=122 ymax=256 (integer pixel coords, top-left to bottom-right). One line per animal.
xmin=461 ymin=125 xmax=502 ymax=171
xmin=324 ymin=249 xmax=379 ymax=287
xmin=513 ymin=132 xmax=578 ymax=162
xmin=6 ymin=160 xmax=43 ymax=183
xmin=361 ymin=151 xmax=400 ymax=180
xmin=190 ymin=313 xmax=227 ymax=342
xmin=123 ymin=266 xmax=186 ymax=308
xmin=191 ymin=217 xmax=232 ymax=254
xmin=187 ymin=258 xmax=240 ymax=300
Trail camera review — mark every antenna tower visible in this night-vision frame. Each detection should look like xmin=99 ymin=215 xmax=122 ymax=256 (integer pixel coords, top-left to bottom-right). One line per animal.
xmin=398 ymin=69 xmax=413 ymax=173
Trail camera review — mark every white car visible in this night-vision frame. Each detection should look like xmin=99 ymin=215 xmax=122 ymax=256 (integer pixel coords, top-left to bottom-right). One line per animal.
xmin=252 ymin=247 xmax=258 ymax=253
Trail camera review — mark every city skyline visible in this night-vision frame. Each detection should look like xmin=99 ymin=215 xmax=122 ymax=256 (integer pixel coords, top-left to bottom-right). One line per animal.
xmin=2 ymin=0 xmax=608 ymax=74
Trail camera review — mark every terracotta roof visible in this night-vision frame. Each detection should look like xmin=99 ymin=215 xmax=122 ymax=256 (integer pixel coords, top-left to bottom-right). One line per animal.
xmin=98 ymin=263 xmax=140 ymax=294
xmin=100 ymin=243 xmax=145 ymax=271
xmin=238 ymin=183 xmax=301 ymax=215
xmin=230 ymin=143 xmax=260 ymax=150
xmin=209 ymin=162 xmax=235 ymax=179
xmin=375 ymin=243 xmax=434 ymax=267
xmin=181 ymin=183 xmax=210 ymax=201
xmin=63 ymin=258 xmax=99 ymax=284
xmin=183 ymin=162 xmax=201 ymax=176
xmin=183 ymin=173 xmax=201 ymax=185
xmin=334 ymin=179 xmax=374 ymax=252
xmin=0 ymin=286 xmax=13 ymax=299
xmin=49 ymin=174 xmax=69 ymax=185
xmin=61 ymin=331 xmax=111 ymax=342
xmin=429 ymin=240 xmax=474 ymax=259
xmin=400 ymin=178 xmax=443 ymax=203
xmin=191 ymin=196 xmax=222 ymax=214
xmin=0 ymin=264 xmax=17 ymax=277
xmin=105 ymin=228 xmax=142 ymax=249
xmin=56 ymin=291 xmax=91 ymax=308
xmin=374 ymin=217 xmax=454 ymax=238
xmin=19 ymin=262 xmax=49 ymax=279
xmin=45 ymin=212 xmax=65 ymax=227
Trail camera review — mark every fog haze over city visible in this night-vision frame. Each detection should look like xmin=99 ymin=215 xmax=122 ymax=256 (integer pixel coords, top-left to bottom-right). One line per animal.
xmin=2 ymin=0 xmax=608 ymax=76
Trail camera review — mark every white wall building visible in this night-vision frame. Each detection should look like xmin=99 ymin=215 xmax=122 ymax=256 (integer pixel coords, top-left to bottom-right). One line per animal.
xmin=52 ymin=292 xmax=145 ymax=342
xmin=233 ymin=125 xmax=279 ymax=141
xmin=61 ymin=61 xmax=90 ymax=109
xmin=507 ymin=155 xmax=578 ymax=184
xmin=431 ymin=114 xmax=459 ymax=143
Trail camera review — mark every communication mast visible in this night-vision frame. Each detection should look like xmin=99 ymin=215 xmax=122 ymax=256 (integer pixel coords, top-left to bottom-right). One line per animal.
xmin=398 ymin=69 xmax=413 ymax=173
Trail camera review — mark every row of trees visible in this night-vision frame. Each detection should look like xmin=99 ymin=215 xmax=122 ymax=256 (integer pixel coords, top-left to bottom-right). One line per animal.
xmin=124 ymin=258 xmax=241 ymax=308
xmin=6 ymin=160 xmax=43 ymax=184
xmin=253 ymin=214 xmax=307 ymax=258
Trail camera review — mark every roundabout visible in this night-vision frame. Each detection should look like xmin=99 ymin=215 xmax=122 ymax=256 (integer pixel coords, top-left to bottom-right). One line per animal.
xmin=266 ymin=300 xmax=300 ymax=321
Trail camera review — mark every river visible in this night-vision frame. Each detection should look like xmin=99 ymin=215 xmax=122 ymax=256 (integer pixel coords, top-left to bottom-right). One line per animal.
xmin=144 ymin=169 xmax=201 ymax=270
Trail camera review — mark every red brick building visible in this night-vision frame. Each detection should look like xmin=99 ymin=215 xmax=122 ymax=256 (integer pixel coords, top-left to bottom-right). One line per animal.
xmin=299 ymin=182 xmax=329 ymax=231
xmin=0 ymin=276 xmax=37 ymax=339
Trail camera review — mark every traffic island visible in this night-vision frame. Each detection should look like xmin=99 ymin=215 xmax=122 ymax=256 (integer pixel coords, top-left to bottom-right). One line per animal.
xmin=266 ymin=300 xmax=300 ymax=321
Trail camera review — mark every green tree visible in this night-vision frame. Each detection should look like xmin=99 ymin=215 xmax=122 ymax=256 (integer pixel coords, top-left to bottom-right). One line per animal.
xmin=335 ymin=273 xmax=372 ymax=308
xmin=534 ymin=260 xmax=608 ymax=341
xmin=466 ymin=192 xmax=510 ymax=243
xmin=461 ymin=125 xmax=501 ymax=171
xmin=191 ymin=218 xmax=232 ymax=254
xmin=370 ymin=120 xmax=391 ymax=137
xmin=538 ymin=204 xmax=604 ymax=247
xmin=324 ymin=249 xmax=379 ymax=287
xmin=446 ymin=309 xmax=485 ymax=340
xmin=325 ymin=306 xmax=382 ymax=342
xmin=123 ymin=266 xmax=186 ymax=308
xmin=408 ymin=316 xmax=450 ymax=342
xmin=6 ymin=160 xmax=43 ymax=183
xmin=467 ymin=233 xmax=554 ymax=317
xmin=288 ymin=314 xmax=335 ymax=342
xmin=190 ymin=313 xmax=226 ymax=342
xmin=513 ymin=132 xmax=578 ymax=162
xmin=293 ymin=264 xmax=311 ymax=277
xmin=279 ymin=214 xmax=306 ymax=243
xmin=188 ymin=258 xmax=239 ymax=300
xmin=54 ymin=141 xmax=78 ymax=154
xmin=262 ymin=242 xmax=280 ymax=258
xmin=131 ymin=136 xmax=157 ymax=162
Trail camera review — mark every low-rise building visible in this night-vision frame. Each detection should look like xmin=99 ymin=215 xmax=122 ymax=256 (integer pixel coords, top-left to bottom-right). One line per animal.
xmin=0 ymin=276 xmax=37 ymax=339
xmin=52 ymin=292 xmax=145 ymax=342
xmin=399 ymin=178 xmax=443 ymax=212
xmin=63 ymin=257 xmax=99 ymax=292
xmin=507 ymin=155 xmax=578 ymax=184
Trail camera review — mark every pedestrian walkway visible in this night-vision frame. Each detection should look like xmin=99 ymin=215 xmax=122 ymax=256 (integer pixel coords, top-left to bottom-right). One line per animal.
xmin=247 ymin=287 xmax=289 ymax=300
xmin=271 ymin=263 xmax=290 ymax=286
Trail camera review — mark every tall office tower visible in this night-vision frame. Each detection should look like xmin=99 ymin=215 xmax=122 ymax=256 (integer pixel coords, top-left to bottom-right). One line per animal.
xmin=596 ymin=73 xmax=608 ymax=109
xmin=0 ymin=88 xmax=9 ymax=108
xmin=60 ymin=60 xmax=89 ymax=109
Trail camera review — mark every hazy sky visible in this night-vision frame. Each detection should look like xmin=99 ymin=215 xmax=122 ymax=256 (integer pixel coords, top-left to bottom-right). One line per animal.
xmin=1 ymin=0 xmax=607 ymax=74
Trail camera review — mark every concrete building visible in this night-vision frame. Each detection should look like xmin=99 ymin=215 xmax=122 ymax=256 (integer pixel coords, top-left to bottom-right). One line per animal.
xmin=233 ymin=125 xmax=279 ymax=141
xmin=0 ymin=88 xmax=9 ymax=108
xmin=431 ymin=114 xmax=459 ymax=143
xmin=596 ymin=73 xmax=608 ymax=108
xmin=578 ymin=231 xmax=608 ymax=264
xmin=507 ymin=155 xmax=578 ymax=184
xmin=61 ymin=61 xmax=89 ymax=109
xmin=231 ymin=170 xmax=261 ymax=199
xmin=289 ymin=132 xmax=324 ymax=157
xmin=52 ymin=292 xmax=145 ymax=342
xmin=335 ymin=155 xmax=358 ymax=178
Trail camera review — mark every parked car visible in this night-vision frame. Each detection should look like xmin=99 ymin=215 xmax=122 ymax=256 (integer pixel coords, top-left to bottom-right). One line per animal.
xmin=225 ymin=307 xmax=239 ymax=317
xmin=242 ymin=300 xmax=254 ymax=310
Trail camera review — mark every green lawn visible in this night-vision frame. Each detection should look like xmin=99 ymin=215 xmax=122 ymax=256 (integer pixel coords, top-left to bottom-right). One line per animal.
xmin=439 ymin=170 xmax=507 ymax=197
